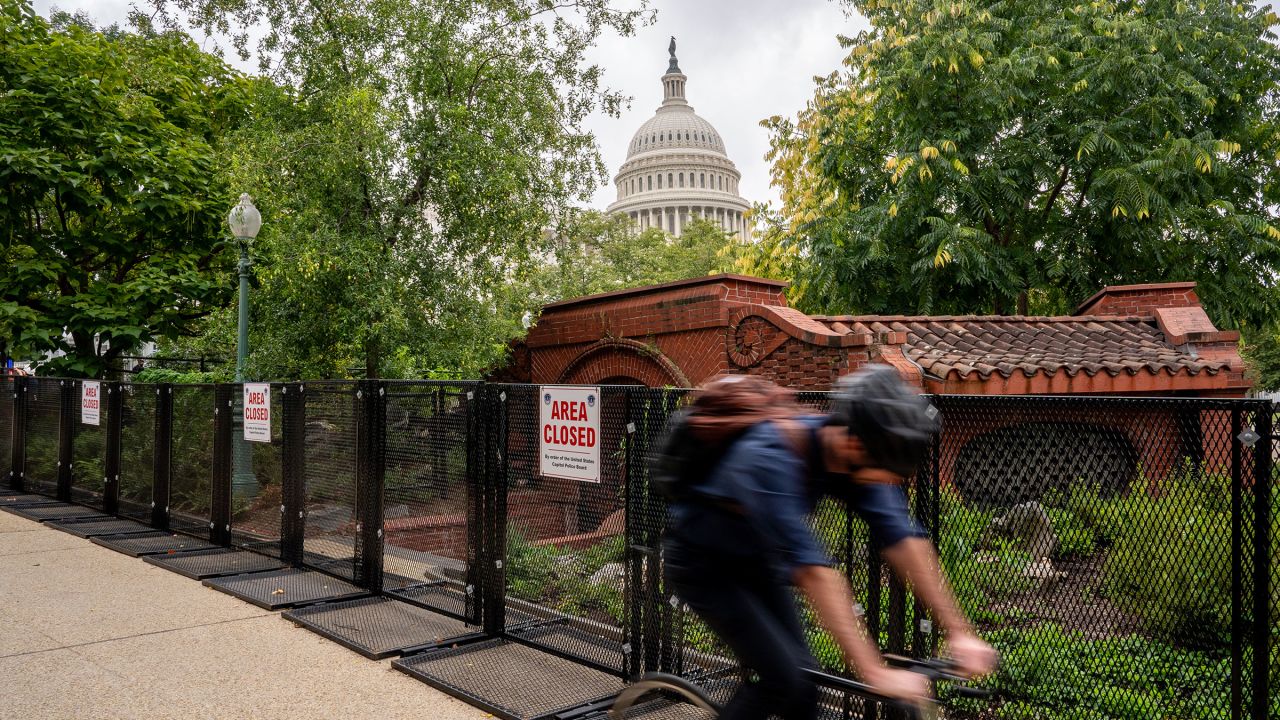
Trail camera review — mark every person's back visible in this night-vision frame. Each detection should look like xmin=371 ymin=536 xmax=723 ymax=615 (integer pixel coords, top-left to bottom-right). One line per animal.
xmin=662 ymin=366 xmax=997 ymax=719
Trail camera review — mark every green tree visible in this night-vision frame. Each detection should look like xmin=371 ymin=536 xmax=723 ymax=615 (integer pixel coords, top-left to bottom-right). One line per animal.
xmin=509 ymin=211 xmax=735 ymax=313
xmin=0 ymin=3 xmax=252 ymax=377
xmin=761 ymin=0 xmax=1280 ymax=323
xmin=151 ymin=0 xmax=653 ymax=379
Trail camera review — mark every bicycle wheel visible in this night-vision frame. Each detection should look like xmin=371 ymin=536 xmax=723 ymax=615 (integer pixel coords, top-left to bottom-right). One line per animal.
xmin=609 ymin=673 xmax=722 ymax=720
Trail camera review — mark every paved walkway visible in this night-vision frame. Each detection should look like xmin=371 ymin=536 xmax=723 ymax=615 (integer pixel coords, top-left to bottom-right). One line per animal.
xmin=0 ymin=511 xmax=488 ymax=720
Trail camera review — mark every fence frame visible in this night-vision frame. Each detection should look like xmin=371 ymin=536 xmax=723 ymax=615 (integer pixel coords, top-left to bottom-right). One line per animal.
xmin=0 ymin=378 xmax=1273 ymax=719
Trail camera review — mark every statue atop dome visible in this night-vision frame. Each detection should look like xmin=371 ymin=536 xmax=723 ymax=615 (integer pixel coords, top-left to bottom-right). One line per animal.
xmin=667 ymin=36 xmax=681 ymax=73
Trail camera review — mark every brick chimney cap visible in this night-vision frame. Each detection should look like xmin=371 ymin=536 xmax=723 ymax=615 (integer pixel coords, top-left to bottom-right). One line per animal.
xmin=542 ymin=273 xmax=789 ymax=312
xmin=1074 ymin=282 xmax=1197 ymax=316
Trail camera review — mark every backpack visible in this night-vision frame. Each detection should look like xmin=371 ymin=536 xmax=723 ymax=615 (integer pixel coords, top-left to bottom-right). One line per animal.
xmin=651 ymin=375 xmax=812 ymax=501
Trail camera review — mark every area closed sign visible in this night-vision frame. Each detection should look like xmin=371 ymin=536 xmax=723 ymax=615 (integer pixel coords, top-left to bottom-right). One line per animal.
xmin=243 ymin=383 xmax=271 ymax=443
xmin=81 ymin=381 xmax=100 ymax=426
xmin=539 ymin=385 xmax=601 ymax=483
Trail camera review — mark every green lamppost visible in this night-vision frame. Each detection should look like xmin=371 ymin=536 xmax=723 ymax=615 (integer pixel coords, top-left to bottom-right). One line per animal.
xmin=228 ymin=194 xmax=261 ymax=499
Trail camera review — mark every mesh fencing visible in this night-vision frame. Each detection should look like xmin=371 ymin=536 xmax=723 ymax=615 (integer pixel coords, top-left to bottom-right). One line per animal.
xmin=0 ymin=377 xmax=12 ymax=486
xmin=169 ymin=385 xmax=215 ymax=538
xmin=118 ymin=383 xmax=156 ymax=523
xmin=381 ymin=381 xmax=478 ymax=620
xmin=498 ymin=383 xmax=633 ymax=676
xmin=230 ymin=383 xmax=285 ymax=557
xmin=23 ymin=377 xmax=61 ymax=496
xmin=301 ymin=381 xmax=360 ymax=580
xmin=69 ymin=379 xmax=108 ymax=508
xmin=929 ymin=395 xmax=1260 ymax=720
xmin=0 ymin=378 xmax=1273 ymax=719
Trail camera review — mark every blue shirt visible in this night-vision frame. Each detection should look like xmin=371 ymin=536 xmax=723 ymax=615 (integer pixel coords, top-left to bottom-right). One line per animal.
xmin=666 ymin=416 xmax=927 ymax=575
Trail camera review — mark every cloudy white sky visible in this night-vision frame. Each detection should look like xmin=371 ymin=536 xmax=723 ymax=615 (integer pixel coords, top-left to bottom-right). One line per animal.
xmin=32 ymin=0 xmax=865 ymax=209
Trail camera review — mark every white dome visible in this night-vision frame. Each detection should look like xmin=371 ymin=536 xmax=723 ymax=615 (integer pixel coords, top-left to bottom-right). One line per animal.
xmin=627 ymin=108 xmax=727 ymax=158
xmin=606 ymin=38 xmax=751 ymax=241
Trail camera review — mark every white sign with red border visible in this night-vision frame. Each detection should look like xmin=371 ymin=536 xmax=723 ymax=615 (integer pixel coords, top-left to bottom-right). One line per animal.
xmin=538 ymin=385 xmax=602 ymax=483
xmin=243 ymin=383 xmax=271 ymax=443
xmin=80 ymin=381 xmax=101 ymax=426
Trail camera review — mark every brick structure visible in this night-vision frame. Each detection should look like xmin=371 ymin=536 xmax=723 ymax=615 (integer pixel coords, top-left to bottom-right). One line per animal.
xmin=518 ymin=275 xmax=1250 ymax=398
xmin=472 ymin=275 xmax=1255 ymax=532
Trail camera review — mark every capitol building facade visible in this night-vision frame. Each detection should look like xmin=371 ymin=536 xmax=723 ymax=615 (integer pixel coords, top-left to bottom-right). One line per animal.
xmin=606 ymin=40 xmax=752 ymax=240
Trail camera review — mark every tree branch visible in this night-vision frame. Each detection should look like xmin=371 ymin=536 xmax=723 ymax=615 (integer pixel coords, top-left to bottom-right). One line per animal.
xmin=1041 ymin=165 xmax=1069 ymax=220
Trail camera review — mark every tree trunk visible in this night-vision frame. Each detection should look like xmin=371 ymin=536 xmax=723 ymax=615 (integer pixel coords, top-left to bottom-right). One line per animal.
xmin=1017 ymin=291 xmax=1029 ymax=316
xmin=365 ymin=338 xmax=380 ymax=379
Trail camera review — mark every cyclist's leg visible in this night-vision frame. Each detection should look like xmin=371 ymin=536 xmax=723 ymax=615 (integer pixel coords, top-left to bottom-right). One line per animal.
xmin=667 ymin=558 xmax=818 ymax=720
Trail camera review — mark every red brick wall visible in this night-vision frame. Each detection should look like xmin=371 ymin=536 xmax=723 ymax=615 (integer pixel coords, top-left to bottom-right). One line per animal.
xmin=1077 ymin=283 xmax=1200 ymax=317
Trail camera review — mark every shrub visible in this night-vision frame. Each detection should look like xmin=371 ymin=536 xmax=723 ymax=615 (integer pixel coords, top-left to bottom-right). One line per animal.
xmin=952 ymin=624 xmax=1231 ymax=720
xmin=936 ymin=485 xmax=1035 ymax=625
xmin=1044 ymin=506 xmax=1095 ymax=560
xmin=132 ymin=367 xmax=221 ymax=384
xmin=1103 ymin=471 xmax=1232 ymax=647
xmin=505 ymin=527 xmax=559 ymax=601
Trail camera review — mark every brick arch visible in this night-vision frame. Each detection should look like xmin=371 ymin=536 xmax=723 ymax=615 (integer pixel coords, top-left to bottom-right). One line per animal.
xmin=558 ymin=338 xmax=690 ymax=387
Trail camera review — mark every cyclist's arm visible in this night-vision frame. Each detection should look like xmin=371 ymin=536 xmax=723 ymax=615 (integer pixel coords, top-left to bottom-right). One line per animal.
xmin=880 ymin=537 xmax=996 ymax=677
xmin=793 ymin=564 xmax=928 ymax=701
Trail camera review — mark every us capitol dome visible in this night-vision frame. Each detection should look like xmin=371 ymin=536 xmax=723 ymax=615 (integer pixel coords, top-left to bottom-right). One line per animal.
xmin=606 ymin=38 xmax=752 ymax=240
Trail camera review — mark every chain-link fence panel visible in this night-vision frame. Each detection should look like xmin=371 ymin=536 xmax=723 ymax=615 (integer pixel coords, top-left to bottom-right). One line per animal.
xmin=498 ymin=383 xmax=632 ymax=676
xmin=931 ymin=395 xmax=1256 ymax=720
xmin=230 ymin=383 xmax=285 ymax=557
xmin=168 ymin=385 xmax=215 ymax=538
xmin=23 ymin=377 xmax=61 ymax=496
xmin=301 ymin=381 xmax=360 ymax=580
xmin=381 ymin=381 xmax=478 ymax=619
xmin=118 ymin=383 xmax=156 ymax=523
xmin=69 ymin=379 xmax=108 ymax=509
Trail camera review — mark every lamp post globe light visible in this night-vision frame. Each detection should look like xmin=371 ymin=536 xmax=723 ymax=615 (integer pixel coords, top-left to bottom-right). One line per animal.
xmin=228 ymin=194 xmax=261 ymax=499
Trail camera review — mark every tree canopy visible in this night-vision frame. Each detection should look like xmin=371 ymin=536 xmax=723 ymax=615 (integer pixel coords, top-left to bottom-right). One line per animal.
xmin=0 ymin=3 xmax=251 ymax=376
xmin=752 ymin=0 xmax=1280 ymax=325
xmin=515 ymin=211 xmax=735 ymax=306
xmin=146 ymin=0 xmax=653 ymax=379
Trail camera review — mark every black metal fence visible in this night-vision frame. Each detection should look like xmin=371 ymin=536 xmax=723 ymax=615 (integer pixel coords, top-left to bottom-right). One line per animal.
xmin=1 ymin=376 xmax=1275 ymax=720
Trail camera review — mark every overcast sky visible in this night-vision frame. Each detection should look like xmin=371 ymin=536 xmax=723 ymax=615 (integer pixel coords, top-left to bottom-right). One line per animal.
xmin=32 ymin=0 xmax=864 ymax=209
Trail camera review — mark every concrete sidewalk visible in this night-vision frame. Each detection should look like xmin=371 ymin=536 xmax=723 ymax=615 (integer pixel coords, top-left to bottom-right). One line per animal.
xmin=0 ymin=511 xmax=489 ymax=720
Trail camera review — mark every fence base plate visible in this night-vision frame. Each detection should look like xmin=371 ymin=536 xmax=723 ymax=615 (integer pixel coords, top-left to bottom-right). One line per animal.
xmin=2 ymin=503 xmax=106 ymax=521
xmin=202 ymin=568 xmax=369 ymax=610
xmin=90 ymin=532 xmax=219 ymax=557
xmin=283 ymin=596 xmax=473 ymax=659
xmin=44 ymin=517 xmax=153 ymax=538
xmin=393 ymin=639 xmax=625 ymax=720
xmin=0 ymin=493 xmax=56 ymax=507
xmin=143 ymin=548 xmax=286 ymax=580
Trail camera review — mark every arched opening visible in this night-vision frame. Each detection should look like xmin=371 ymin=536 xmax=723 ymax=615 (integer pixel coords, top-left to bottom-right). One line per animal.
xmin=953 ymin=422 xmax=1139 ymax=509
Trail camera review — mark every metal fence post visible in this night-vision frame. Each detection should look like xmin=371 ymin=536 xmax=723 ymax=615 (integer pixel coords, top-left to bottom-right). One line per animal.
xmin=152 ymin=384 xmax=172 ymax=530
xmin=10 ymin=376 xmax=27 ymax=491
xmin=483 ymin=386 xmax=509 ymax=637
xmin=355 ymin=379 xmax=386 ymax=592
xmin=104 ymin=382 xmax=122 ymax=516
xmin=211 ymin=384 xmax=233 ymax=546
xmin=464 ymin=384 xmax=483 ymax=627
xmin=1231 ymin=407 xmax=1244 ymax=720
xmin=864 ymin=547 xmax=884 ymax=720
xmin=624 ymin=388 xmax=644 ymax=678
xmin=280 ymin=383 xmax=306 ymax=565
xmin=1251 ymin=405 xmax=1272 ymax=720
xmin=56 ymin=379 xmax=74 ymax=502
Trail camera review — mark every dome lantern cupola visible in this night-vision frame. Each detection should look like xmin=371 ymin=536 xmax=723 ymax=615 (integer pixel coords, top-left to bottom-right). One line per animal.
xmin=662 ymin=36 xmax=687 ymax=107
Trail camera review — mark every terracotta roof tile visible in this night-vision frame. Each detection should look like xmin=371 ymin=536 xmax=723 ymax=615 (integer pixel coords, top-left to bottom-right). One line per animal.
xmin=812 ymin=315 xmax=1231 ymax=381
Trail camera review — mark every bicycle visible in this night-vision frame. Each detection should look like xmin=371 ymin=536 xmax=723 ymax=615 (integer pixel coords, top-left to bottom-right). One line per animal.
xmin=608 ymin=655 xmax=990 ymax=720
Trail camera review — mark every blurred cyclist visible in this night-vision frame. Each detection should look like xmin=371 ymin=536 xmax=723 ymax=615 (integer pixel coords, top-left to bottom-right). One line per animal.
xmin=660 ymin=365 xmax=997 ymax=719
